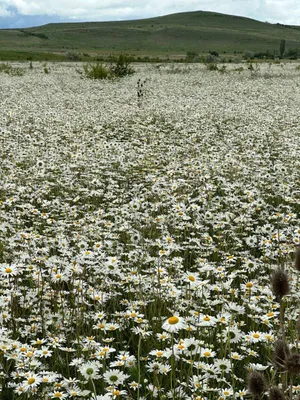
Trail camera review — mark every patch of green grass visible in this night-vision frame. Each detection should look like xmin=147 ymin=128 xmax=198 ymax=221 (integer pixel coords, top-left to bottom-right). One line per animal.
xmin=1 ymin=11 xmax=300 ymax=60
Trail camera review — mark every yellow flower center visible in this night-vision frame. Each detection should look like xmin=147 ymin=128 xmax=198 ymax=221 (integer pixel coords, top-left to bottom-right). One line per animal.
xmin=168 ymin=316 xmax=179 ymax=325
xmin=253 ymin=333 xmax=260 ymax=338
xmin=203 ymin=316 xmax=210 ymax=321
xmin=246 ymin=282 xmax=253 ymax=288
xmin=5 ymin=267 xmax=12 ymax=274
xmin=188 ymin=275 xmax=195 ymax=282
xmin=28 ymin=377 xmax=35 ymax=385
xmin=203 ymin=351 xmax=211 ymax=357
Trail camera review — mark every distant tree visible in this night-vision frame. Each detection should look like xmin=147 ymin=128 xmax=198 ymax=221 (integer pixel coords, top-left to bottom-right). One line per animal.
xmin=280 ymin=39 xmax=286 ymax=57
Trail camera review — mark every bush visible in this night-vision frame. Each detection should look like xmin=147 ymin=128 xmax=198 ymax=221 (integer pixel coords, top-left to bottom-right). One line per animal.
xmin=108 ymin=54 xmax=135 ymax=78
xmin=0 ymin=63 xmax=25 ymax=76
xmin=205 ymin=54 xmax=217 ymax=63
xmin=205 ymin=63 xmax=219 ymax=71
xmin=65 ymin=52 xmax=82 ymax=62
xmin=185 ymin=51 xmax=199 ymax=62
xmin=81 ymin=54 xmax=135 ymax=80
xmin=83 ymin=63 xmax=110 ymax=79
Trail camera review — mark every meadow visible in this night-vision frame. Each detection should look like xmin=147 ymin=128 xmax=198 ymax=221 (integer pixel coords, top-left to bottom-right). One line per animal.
xmin=1 ymin=11 xmax=300 ymax=60
xmin=0 ymin=61 xmax=300 ymax=399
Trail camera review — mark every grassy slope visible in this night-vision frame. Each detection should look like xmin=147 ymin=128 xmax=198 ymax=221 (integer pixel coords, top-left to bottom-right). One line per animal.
xmin=1 ymin=10 xmax=300 ymax=59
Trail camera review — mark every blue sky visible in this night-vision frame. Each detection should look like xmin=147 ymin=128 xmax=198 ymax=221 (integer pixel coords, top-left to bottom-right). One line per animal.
xmin=0 ymin=0 xmax=299 ymax=28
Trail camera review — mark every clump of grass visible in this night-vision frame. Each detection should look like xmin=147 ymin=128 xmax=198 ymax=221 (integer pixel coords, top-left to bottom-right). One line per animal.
xmin=164 ymin=64 xmax=191 ymax=74
xmin=108 ymin=54 xmax=135 ymax=77
xmin=206 ymin=63 xmax=219 ymax=71
xmin=0 ymin=62 xmax=25 ymax=76
xmin=205 ymin=63 xmax=227 ymax=73
xmin=82 ymin=63 xmax=110 ymax=79
xmin=82 ymin=55 xmax=135 ymax=80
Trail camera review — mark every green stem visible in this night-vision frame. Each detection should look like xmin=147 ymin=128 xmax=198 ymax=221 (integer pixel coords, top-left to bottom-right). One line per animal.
xmin=137 ymin=335 xmax=142 ymax=400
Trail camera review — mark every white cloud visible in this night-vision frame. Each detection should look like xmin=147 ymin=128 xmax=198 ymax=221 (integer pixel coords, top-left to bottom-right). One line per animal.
xmin=0 ymin=0 xmax=299 ymax=25
xmin=0 ymin=4 xmax=13 ymax=16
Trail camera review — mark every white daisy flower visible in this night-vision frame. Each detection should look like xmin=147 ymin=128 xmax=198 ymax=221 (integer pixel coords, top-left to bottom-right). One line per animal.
xmin=162 ymin=315 xmax=186 ymax=333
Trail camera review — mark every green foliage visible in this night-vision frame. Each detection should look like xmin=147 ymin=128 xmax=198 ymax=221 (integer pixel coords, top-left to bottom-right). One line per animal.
xmin=1 ymin=12 xmax=300 ymax=60
xmin=164 ymin=64 xmax=191 ymax=74
xmin=65 ymin=52 xmax=82 ymax=61
xmin=19 ymin=29 xmax=49 ymax=39
xmin=280 ymin=39 xmax=286 ymax=57
xmin=285 ymin=48 xmax=299 ymax=59
xmin=185 ymin=51 xmax=199 ymax=62
xmin=82 ymin=63 xmax=110 ymax=79
xmin=108 ymin=54 xmax=135 ymax=77
xmin=0 ymin=62 xmax=25 ymax=76
xmin=205 ymin=63 xmax=219 ymax=71
xmin=43 ymin=63 xmax=50 ymax=74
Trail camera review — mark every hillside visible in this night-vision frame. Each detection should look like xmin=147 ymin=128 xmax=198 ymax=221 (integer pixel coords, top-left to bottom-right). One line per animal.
xmin=1 ymin=10 xmax=300 ymax=60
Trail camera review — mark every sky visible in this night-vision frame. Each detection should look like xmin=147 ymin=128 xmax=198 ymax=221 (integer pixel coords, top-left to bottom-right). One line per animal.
xmin=0 ymin=0 xmax=299 ymax=29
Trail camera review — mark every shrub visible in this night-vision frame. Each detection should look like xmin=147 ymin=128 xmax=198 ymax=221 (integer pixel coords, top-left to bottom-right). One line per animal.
xmin=205 ymin=63 xmax=219 ymax=71
xmin=0 ymin=63 xmax=25 ymax=76
xmin=108 ymin=54 xmax=135 ymax=77
xmin=185 ymin=51 xmax=199 ymax=62
xmin=205 ymin=54 xmax=217 ymax=63
xmin=83 ymin=63 xmax=110 ymax=79
xmin=65 ymin=52 xmax=82 ymax=62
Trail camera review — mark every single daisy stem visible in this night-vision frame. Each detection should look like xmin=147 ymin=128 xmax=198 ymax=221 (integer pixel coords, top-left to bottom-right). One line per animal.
xmin=90 ymin=378 xmax=97 ymax=399
xmin=137 ymin=334 xmax=142 ymax=400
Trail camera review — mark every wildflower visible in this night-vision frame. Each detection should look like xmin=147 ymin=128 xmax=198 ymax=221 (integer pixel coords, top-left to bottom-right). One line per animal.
xmin=269 ymin=386 xmax=285 ymax=400
xmin=286 ymin=353 xmax=300 ymax=374
xmin=295 ymin=247 xmax=300 ymax=271
xmin=129 ymin=381 xmax=141 ymax=390
xmin=103 ymin=369 xmax=129 ymax=385
xmin=197 ymin=314 xmax=217 ymax=327
xmin=248 ymin=371 xmax=266 ymax=398
xmin=214 ymin=358 xmax=231 ymax=373
xmin=201 ymin=348 xmax=216 ymax=358
xmin=248 ymin=331 xmax=265 ymax=343
xmin=22 ymin=373 xmax=43 ymax=391
xmin=247 ymin=363 xmax=268 ymax=371
xmin=271 ymin=268 xmax=290 ymax=300
xmin=220 ymin=388 xmax=233 ymax=397
xmin=273 ymin=339 xmax=290 ymax=370
xmin=231 ymin=352 xmax=244 ymax=361
xmin=236 ymin=388 xmax=248 ymax=398
xmin=1 ymin=264 xmax=18 ymax=276
xmin=50 ymin=391 xmax=68 ymax=399
xmin=162 ymin=315 xmax=186 ymax=333
xmin=79 ymin=361 xmax=100 ymax=380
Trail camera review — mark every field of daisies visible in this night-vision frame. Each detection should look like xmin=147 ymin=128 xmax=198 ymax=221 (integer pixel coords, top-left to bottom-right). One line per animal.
xmin=0 ymin=61 xmax=300 ymax=399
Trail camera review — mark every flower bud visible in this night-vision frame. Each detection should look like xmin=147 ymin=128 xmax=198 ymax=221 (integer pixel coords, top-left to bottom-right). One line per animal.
xmin=273 ymin=339 xmax=290 ymax=370
xmin=271 ymin=268 xmax=290 ymax=300
xmin=286 ymin=352 xmax=300 ymax=375
xmin=269 ymin=386 xmax=285 ymax=400
xmin=295 ymin=247 xmax=300 ymax=272
xmin=248 ymin=371 xmax=266 ymax=397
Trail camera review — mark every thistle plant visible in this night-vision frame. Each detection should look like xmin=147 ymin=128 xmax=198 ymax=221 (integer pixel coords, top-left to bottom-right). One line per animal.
xmin=248 ymin=250 xmax=300 ymax=399
xmin=137 ymin=78 xmax=147 ymax=107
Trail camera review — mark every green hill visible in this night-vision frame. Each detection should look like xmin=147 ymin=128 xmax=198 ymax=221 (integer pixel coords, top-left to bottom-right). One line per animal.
xmin=1 ymin=10 xmax=300 ymax=60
